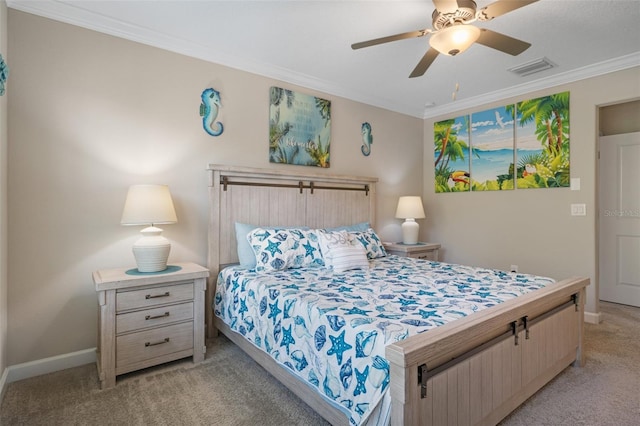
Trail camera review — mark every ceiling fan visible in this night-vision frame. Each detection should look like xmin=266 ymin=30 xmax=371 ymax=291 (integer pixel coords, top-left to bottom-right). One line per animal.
xmin=351 ymin=0 xmax=539 ymax=78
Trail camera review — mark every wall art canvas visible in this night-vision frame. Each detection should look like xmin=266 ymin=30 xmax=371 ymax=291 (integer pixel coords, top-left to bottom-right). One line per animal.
xmin=435 ymin=91 xmax=570 ymax=193
xmin=515 ymin=91 xmax=570 ymax=189
xmin=470 ymin=106 xmax=515 ymax=191
xmin=434 ymin=115 xmax=471 ymax=193
xmin=269 ymin=87 xmax=331 ymax=168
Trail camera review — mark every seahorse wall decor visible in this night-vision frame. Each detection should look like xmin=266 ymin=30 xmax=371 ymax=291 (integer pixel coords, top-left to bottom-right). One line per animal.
xmin=200 ymin=87 xmax=224 ymax=136
xmin=361 ymin=122 xmax=373 ymax=156
xmin=0 ymin=54 xmax=8 ymax=96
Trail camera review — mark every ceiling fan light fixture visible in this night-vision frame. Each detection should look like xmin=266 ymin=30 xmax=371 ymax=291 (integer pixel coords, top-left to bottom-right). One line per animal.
xmin=429 ymin=25 xmax=481 ymax=56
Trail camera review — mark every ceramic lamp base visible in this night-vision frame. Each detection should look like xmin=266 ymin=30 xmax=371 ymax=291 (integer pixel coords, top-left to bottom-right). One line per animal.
xmin=401 ymin=218 xmax=420 ymax=245
xmin=132 ymin=226 xmax=171 ymax=272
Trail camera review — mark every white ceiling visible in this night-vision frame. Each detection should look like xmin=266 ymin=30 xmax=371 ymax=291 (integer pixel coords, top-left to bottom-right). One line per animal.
xmin=8 ymin=0 xmax=640 ymax=118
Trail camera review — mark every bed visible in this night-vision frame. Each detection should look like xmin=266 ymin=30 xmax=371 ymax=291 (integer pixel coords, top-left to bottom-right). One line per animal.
xmin=206 ymin=164 xmax=589 ymax=426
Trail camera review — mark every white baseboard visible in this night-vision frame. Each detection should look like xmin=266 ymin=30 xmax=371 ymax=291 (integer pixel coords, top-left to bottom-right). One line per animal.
xmin=0 ymin=366 xmax=8 ymax=403
xmin=5 ymin=347 xmax=96 ymax=384
xmin=0 ymin=311 xmax=606 ymax=393
xmin=584 ymin=311 xmax=602 ymax=324
xmin=0 ymin=309 xmax=605 ymax=399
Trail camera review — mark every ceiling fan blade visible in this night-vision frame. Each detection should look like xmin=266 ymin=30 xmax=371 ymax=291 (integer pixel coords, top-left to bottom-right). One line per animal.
xmin=475 ymin=28 xmax=531 ymax=56
xmin=479 ymin=0 xmax=539 ymax=20
xmin=351 ymin=29 xmax=429 ymax=50
xmin=409 ymin=48 xmax=440 ymax=78
xmin=433 ymin=0 xmax=460 ymax=14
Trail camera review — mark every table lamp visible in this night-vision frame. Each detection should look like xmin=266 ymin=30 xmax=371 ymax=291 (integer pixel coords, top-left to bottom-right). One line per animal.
xmin=395 ymin=196 xmax=426 ymax=245
xmin=121 ymin=184 xmax=177 ymax=272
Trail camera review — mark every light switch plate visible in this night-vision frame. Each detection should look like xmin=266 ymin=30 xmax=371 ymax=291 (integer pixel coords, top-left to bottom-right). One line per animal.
xmin=570 ymin=178 xmax=581 ymax=191
xmin=571 ymin=203 xmax=586 ymax=216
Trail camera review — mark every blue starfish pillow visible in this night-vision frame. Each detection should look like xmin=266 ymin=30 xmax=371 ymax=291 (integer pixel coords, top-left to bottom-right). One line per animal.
xmin=248 ymin=228 xmax=324 ymax=272
xmin=349 ymin=228 xmax=387 ymax=259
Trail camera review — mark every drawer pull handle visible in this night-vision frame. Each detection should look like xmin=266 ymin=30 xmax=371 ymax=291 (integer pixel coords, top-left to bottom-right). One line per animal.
xmin=146 ymin=292 xmax=170 ymax=299
xmin=145 ymin=338 xmax=170 ymax=347
xmin=145 ymin=312 xmax=170 ymax=320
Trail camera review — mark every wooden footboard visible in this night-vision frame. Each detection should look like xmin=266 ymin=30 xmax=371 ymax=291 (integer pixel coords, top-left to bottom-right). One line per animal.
xmin=386 ymin=277 xmax=589 ymax=426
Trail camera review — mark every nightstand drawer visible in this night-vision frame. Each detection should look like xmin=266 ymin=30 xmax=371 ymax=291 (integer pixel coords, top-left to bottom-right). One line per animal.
xmin=116 ymin=282 xmax=194 ymax=312
xmin=116 ymin=302 xmax=194 ymax=334
xmin=407 ymin=252 xmax=438 ymax=261
xmin=383 ymin=242 xmax=440 ymax=261
xmin=116 ymin=321 xmax=193 ymax=368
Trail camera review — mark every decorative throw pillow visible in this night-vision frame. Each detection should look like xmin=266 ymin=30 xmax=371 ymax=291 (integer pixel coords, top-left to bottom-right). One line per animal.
xmin=235 ymin=223 xmax=309 ymax=269
xmin=248 ymin=228 xmax=323 ymax=272
xmin=316 ymin=229 xmax=350 ymax=262
xmin=350 ymin=228 xmax=387 ymax=259
xmin=316 ymin=230 xmax=369 ymax=273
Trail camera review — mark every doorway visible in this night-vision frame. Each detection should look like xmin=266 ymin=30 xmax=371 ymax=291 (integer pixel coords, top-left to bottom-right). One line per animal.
xmin=598 ymin=132 xmax=640 ymax=307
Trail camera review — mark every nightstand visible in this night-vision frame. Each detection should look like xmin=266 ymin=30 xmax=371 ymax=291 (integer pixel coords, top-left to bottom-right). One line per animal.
xmin=383 ymin=242 xmax=441 ymax=261
xmin=93 ymin=262 xmax=209 ymax=389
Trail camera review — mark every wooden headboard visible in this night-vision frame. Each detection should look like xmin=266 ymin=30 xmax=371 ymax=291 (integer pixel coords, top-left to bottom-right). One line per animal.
xmin=206 ymin=164 xmax=378 ymax=337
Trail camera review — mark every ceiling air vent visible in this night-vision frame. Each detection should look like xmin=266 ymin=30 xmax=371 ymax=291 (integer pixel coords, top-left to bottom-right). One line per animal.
xmin=508 ymin=57 xmax=556 ymax=77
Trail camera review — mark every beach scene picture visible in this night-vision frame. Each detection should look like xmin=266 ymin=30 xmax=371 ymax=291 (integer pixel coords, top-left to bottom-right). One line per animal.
xmin=434 ymin=115 xmax=471 ymax=193
xmin=470 ymin=106 xmax=515 ymax=191
xmin=434 ymin=91 xmax=570 ymax=193
xmin=514 ymin=91 xmax=570 ymax=188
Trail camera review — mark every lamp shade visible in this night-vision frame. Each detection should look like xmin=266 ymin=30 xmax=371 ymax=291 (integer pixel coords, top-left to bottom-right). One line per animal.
xmin=121 ymin=184 xmax=177 ymax=226
xmin=395 ymin=196 xmax=426 ymax=220
xmin=429 ymin=24 xmax=481 ymax=56
xmin=121 ymin=184 xmax=177 ymax=273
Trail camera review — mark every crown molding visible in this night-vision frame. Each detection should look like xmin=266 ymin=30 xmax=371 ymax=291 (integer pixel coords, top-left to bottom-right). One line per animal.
xmin=8 ymin=1 xmax=640 ymax=120
xmin=421 ymin=52 xmax=640 ymax=120
xmin=7 ymin=0 xmax=423 ymax=117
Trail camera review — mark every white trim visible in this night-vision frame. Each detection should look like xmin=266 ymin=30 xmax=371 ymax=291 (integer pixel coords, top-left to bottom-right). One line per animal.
xmin=584 ymin=311 xmax=602 ymax=325
xmin=0 ymin=367 xmax=9 ymax=403
xmin=422 ymin=52 xmax=640 ymax=119
xmin=7 ymin=1 xmax=640 ymax=119
xmin=4 ymin=0 xmax=420 ymax=118
xmin=5 ymin=348 xmax=96 ymax=384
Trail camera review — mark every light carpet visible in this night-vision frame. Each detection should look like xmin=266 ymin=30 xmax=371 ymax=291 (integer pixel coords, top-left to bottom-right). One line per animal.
xmin=1 ymin=302 xmax=638 ymax=425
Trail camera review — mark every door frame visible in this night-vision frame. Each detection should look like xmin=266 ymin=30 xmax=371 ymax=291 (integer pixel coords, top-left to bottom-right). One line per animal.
xmin=595 ymin=98 xmax=640 ymax=322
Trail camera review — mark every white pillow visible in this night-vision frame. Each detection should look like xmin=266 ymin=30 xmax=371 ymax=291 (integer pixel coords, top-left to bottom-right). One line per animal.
xmin=316 ymin=230 xmax=369 ymax=273
xmin=330 ymin=244 xmax=369 ymax=273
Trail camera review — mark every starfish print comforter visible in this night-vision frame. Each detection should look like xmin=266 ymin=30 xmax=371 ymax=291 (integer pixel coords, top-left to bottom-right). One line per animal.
xmin=214 ymin=256 xmax=554 ymax=425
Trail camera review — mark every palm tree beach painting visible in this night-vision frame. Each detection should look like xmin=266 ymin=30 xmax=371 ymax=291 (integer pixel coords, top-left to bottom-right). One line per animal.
xmin=470 ymin=106 xmax=515 ymax=191
xmin=513 ymin=92 xmax=570 ymax=189
xmin=269 ymin=87 xmax=331 ymax=168
xmin=434 ymin=91 xmax=570 ymax=193
xmin=434 ymin=115 xmax=471 ymax=192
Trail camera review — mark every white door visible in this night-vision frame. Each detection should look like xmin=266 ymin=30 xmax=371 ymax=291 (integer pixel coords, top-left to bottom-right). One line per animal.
xmin=598 ymin=132 xmax=640 ymax=306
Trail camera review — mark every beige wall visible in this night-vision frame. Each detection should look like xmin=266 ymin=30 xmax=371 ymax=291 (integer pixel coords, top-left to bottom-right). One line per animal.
xmin=6 ymin=8 xmax=639 ymax=367
xmin=423 ymin=67 xmax=640 ymax=316
xmin=1 ymin=0 xmax=8 ymax=378
xmin=6 ymin=10 xmax=423 ymax=364
xmin=600 ymin=99 xmax=640 ymax=136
